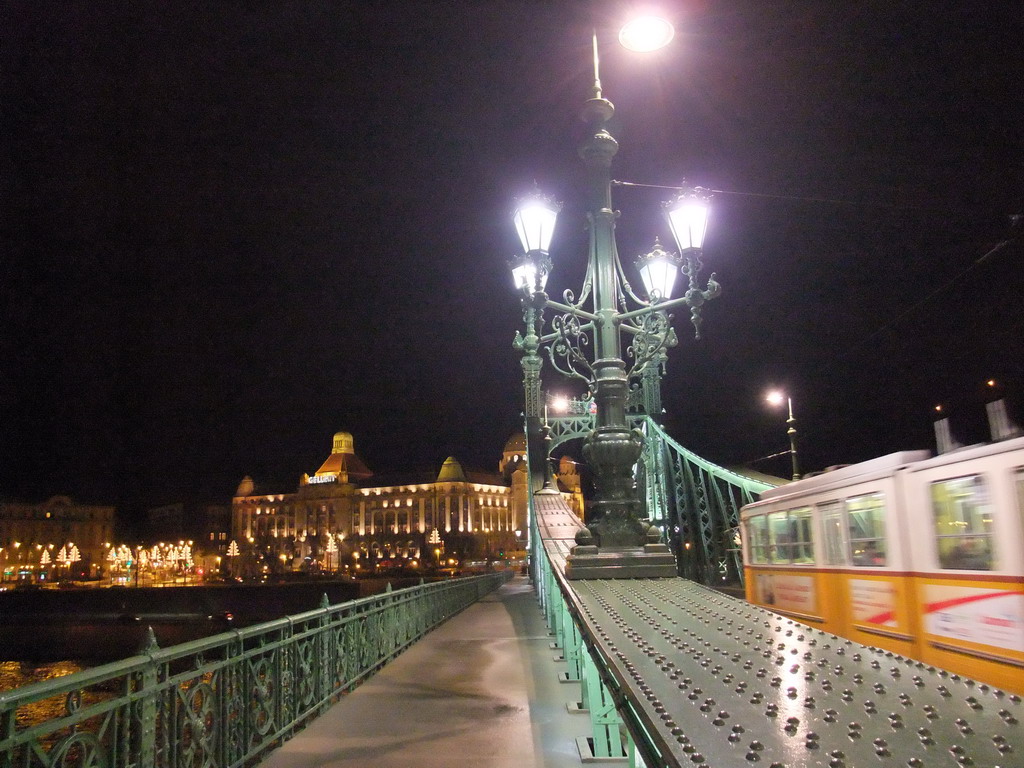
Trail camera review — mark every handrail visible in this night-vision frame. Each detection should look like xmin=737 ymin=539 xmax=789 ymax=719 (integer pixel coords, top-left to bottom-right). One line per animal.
xmin=643 ymin=417 xmax=774 ymax=496
xmin=0 ymin=573 xmax=509 ymax=767
xmin=639 ymin=417 xmax=777 ymax=584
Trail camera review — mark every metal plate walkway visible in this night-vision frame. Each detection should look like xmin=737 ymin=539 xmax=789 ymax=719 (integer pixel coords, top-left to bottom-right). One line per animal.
xmin=259 ymin=576 xmax=607 ymax=768
xmin=532 ymin=490 xmax=1023 ymax=768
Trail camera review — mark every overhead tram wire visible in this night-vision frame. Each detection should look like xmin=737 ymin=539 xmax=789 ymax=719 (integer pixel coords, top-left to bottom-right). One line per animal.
xmin=614 ymin=176 xmax=1023 ymax=360
xmin=849 ymin=233 xmax=1020 ymax=355
xmin=612 ymin=179 xmax=1012 ymax=214
xmin=616 ymin=178 xmax=1023 ymax=468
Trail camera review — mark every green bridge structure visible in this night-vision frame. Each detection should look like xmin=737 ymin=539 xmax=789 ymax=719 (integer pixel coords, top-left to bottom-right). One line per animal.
xmin=2 ymin=420 xmax=1021 ymax=768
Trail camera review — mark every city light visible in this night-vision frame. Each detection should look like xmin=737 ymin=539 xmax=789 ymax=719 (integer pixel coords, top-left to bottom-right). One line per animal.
xmin=618 ymin=15 xmax=674 ymax=52
xmin=765 ymin=390 xmax=799 ymax=480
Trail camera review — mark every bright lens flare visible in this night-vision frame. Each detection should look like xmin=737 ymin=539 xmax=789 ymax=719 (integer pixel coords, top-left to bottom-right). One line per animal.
xmin=619 ymin=16 xmax=675 ymax=52
xmin=766 ymin=391 xmax=785 ymax=406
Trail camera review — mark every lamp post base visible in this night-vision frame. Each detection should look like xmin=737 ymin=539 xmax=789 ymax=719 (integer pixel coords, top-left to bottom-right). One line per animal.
xmin=564 ymin=542 xmax=677 ymax=580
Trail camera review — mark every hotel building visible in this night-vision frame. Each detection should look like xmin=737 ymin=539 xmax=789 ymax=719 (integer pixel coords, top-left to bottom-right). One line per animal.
xmin=231 ymin=431 xmax=536 ymax=572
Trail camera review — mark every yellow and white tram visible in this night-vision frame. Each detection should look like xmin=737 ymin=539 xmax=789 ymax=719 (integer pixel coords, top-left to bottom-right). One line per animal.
xmin=740 ymin=436 xmax=1024 ymax=694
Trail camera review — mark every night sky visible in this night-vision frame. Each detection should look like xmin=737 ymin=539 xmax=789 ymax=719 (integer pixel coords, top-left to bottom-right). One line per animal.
xmin=2 ymin=2 xmax=1022 ymax=521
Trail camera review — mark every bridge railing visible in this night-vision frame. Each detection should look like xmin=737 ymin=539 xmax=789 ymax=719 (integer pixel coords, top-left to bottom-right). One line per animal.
xmin=545 ymin=410 xmax=777 ymax=587
xmin=0 ymin=574 xmax=508 ymax=768
xmin=530 ymin=487 xmax=657 ymax=767
xmin=638 ymin=418 xmax=776 ymax=586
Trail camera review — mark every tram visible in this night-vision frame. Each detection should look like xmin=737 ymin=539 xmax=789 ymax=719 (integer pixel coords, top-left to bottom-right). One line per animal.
xmin=740 ymin=435 xmax=1024 ymax=694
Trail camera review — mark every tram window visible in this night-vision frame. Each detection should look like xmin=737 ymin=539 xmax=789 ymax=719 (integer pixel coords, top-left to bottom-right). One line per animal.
xmin=767 ymin=507 xmax=813 ymax=564
xmin=819 ymin=501 xmax=847 ymax=565
xmin=932 ymin=475 xmax=993 ymax=570
xmin=791 ymin=508 xmax=814 ymax=563
xmin=1016 ymin=468 xmax=1024 ymax=544
xmin=847 ymin=493 xmax=886 ymax=566
xmin=746 ymin=516 xmax=769 ymax=564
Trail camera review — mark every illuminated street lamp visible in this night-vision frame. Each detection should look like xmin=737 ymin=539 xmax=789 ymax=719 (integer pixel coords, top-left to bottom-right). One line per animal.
xmin=618 ymin=15 xmax=675 ymax=52
xmin=548 ymin=394 xmax=570 ymax=414
xmin=766 ymin=390 xmax=800 ymax=481
xmin=510 ymin=21 xmax=720 ymax=579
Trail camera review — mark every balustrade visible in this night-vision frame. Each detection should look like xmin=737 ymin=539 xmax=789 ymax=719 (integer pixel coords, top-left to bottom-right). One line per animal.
xmin=0 ymin=574 xmax=507 ymax=768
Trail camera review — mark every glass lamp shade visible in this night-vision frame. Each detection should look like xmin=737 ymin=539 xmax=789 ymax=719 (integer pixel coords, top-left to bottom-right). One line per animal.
xmin=510 ymin=252 xmax=550 ymax=293
xmin=664 ymin=189 xmax=710 ymax=251
xmin=635 ymin=238 xmax=682 ymax=300
xmin=619 ymin=16 xmax=675 ymax=52
xmin=513 ymin=196 xmax=559 ymax=255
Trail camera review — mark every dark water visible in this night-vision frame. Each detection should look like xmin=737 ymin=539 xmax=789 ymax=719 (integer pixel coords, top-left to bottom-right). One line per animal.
xmin=0 ymin=660 xmax=89 ymax=729
xmin=0 ymin=659 xmax=86 ymax=692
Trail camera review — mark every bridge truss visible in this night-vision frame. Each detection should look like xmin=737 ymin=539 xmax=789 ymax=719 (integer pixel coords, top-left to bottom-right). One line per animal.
xmin=545 ymin=406 xmax=776 ymax=587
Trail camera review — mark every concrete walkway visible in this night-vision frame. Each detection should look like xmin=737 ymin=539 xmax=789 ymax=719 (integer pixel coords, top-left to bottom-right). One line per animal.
xmin=260 ymin=576 xmax=601 ymax=768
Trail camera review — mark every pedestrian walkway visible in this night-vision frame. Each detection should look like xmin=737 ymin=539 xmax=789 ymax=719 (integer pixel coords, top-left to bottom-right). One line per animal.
xmin=260 ymin=576 xmax=602 ymax=768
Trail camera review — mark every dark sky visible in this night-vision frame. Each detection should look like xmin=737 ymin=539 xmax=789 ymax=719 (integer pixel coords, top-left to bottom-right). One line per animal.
xmin=2 ymin=1 xmax=1022 ymax=517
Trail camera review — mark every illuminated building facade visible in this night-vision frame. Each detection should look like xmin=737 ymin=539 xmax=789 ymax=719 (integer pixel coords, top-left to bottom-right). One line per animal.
xmin=231 ymin=432 xmax=530 ymax=574
xmin=0 ymin=496 xmax=114 ymax=582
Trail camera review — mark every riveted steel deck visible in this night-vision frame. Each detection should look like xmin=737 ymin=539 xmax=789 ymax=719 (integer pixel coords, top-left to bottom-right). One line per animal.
xmin=533 ymin=490 xmax=1022 ymax=768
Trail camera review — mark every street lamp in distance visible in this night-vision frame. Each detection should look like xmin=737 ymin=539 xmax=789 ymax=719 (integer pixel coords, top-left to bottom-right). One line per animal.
xmin=766 ymin=390 xmax=800 ymax=481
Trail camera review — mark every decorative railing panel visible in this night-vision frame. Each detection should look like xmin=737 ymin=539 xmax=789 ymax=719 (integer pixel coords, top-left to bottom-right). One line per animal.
xmin=543 ymin=411 xmax=775 ymax=585
xmin=638 ymin=418 xmax=775 ymax=585
xmin=0 ymin=574 xmax=507 ymax=768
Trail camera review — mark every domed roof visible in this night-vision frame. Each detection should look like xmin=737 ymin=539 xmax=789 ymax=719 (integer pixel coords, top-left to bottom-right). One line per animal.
xmin=503 ymin=432 xmax=527 ymax=453
xmin=235 ymin=476 xmax=255 ymax=497
xmin=332 ymin=431 xmax=355 ymax=454
xmin=437 ymin=456 xmax=467 ymax=483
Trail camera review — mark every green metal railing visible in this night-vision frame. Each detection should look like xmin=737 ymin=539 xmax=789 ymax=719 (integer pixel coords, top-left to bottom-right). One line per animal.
xmin=0 ymin=574 xmax=507 ymax=768
xmin=528 ymin=417 xmax=774 ymax=767
xmin=544 ymin=410 xmax=776 ymax=586
xmin=529 ymin=487 xmax=646 ymax=766
xmin=638 ymin=418 xmax=775 ymax=585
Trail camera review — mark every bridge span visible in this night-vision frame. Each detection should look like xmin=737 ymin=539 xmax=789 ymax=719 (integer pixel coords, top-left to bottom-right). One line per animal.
xmin=2 ymin=484 xmax=1021 ymax=767
xmin=530 ymin=489 xmax=1022 ymax=767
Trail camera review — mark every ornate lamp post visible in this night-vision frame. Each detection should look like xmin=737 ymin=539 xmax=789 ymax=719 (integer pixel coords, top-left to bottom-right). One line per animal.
xmin=510 ymin=24 xmax=720 ymax=579
xmin=766 ymin=390 xmax=800 ymax=480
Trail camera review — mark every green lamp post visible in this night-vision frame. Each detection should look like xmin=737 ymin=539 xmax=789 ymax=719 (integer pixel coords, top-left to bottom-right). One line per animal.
xmin=510 ymin=22 xmax=721 ymax=579
xmin=766 ymin=390 xmax=800 ymax=481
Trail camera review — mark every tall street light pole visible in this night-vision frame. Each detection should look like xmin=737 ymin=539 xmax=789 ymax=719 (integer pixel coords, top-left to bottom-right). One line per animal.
xmin=766 ymin=390 xmax=800 ymax=481
xmin=510 ymin=19 xmax=721 ymax=579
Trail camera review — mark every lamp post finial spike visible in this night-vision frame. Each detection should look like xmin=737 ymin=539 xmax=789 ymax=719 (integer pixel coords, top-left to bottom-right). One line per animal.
xmin=591 ymin=30 xmax=602 ymax=99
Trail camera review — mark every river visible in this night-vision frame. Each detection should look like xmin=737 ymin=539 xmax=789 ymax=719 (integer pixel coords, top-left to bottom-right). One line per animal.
xmin=0 ymin=660 xmax=89 ymax=729
xmin=0 ymin=660 xmax=86 ymax=692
